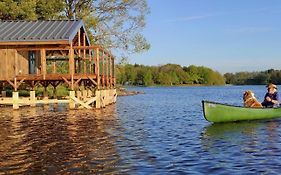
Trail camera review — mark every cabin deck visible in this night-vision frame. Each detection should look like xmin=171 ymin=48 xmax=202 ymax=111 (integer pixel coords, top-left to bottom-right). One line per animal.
xmin=0 ymin=20 xmax=117 ymax=110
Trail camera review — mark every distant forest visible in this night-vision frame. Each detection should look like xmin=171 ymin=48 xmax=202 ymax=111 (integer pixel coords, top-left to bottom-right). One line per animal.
xmin=116 ymin=64 xmax=225 ymax=86
xmin=116 ymin=63 xmax=281 ymax=86
xmin=224 ymin=69 xmax=281 ymax=85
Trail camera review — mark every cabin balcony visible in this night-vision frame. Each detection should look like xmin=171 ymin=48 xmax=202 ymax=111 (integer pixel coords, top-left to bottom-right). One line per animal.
xmin=0 ymin=45 xmax=115 ymax=91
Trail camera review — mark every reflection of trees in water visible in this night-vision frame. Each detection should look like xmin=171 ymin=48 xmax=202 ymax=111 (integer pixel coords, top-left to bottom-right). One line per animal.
xmin=0 ymin=105 xmax=124 ymax=174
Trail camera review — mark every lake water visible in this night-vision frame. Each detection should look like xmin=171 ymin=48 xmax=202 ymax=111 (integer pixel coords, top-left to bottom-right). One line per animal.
xmin=1 ymin=86 xmax=281 ymax=174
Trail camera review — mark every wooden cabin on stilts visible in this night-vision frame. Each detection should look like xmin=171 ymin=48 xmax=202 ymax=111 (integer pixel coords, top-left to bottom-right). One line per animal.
xmin=0 ymin=20 xmax=116 ymax=109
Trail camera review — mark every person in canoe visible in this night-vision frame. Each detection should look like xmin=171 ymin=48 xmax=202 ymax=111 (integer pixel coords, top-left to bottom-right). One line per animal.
xmin=261 ymin=83 xmax=279 ymax=108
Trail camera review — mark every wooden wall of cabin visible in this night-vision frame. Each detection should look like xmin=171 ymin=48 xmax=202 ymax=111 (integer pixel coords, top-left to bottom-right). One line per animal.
xmin=0 ymin=49 xmax=41 ymax=80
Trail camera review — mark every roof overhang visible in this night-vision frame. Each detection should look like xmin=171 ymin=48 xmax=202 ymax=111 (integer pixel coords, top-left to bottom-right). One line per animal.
xmin=0 ymin=40 xmax=69 ymax=46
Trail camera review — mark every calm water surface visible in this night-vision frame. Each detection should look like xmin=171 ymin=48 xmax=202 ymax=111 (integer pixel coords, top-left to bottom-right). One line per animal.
xmin=1 ymin=86 xmax=281 ymax=174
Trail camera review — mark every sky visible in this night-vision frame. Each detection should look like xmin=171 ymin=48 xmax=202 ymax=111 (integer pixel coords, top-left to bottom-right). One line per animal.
xmin=130 ymin=0 xmax=281 ymax=73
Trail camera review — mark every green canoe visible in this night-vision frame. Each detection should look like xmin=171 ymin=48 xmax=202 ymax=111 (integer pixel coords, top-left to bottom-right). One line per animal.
xmin=202 ymin=100 xmax=281 ymax=123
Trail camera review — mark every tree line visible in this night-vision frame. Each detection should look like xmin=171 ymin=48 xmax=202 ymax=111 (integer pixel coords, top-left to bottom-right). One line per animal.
xmin=224 ymin=69 xmax=281 ymax=85
xmin=116 ymin=63 xmax=225 ymax=86
xmin=116 ymin=62 xmax=281 ymax=86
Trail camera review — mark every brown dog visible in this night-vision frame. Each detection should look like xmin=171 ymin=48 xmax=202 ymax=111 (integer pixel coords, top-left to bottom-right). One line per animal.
xmin=243 ymin=90 xmax=262 ymax=108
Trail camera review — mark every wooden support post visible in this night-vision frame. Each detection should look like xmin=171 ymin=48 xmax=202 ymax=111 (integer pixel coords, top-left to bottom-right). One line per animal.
xmin=43 ymin=86 xmax=48 ymax=100
xmin=52 ymin=61 xmax=56 ymax=74
xmin=14 ymin=78 xmax=17 ymax=91
xmin=15 ymin=50 xmax=18 ymax=76
xmin=89 ymin=49 xmax=92 ymax=73
xmin=109 ymin=56 xmax=112 ymax=88
xmin=53 ymin=86 xmax=57 ymax=99
xmin=69 ymin=91 xmax=76 ymax=109
xmin=0 ymin=82 xmax=3 ymax=92
xmin=1 ymin=91 xmax=6 ymax=97
xmin=71 ymin=75 xmax=74 ymax=90
xmin=113 ymin=89 xmax=117 ymax=103
xmin=106 ymin=55 xmax=109 ymax=88
xmin=30 ymin=91 xmax=36 ymax=107
xmin=112 ymin=58 xmax=115 ymax=86
xmin=102 ymin=51 xmax=105 ymax=88
xmin=77 ymin=30 xmax=81 ymax=74
xmin=4 ymin=49 xmax=8 ymax=78
xmin=31 ymin=81 xmax=35 ymax=90
xmin=41 ymin=49 xmax=46 ymax=79
xmin=95 ymin=90 xmax=101 ymax=109
xmin=78 ymin=30 xmax=81 ymax=58
xmin=69 ymin=43 xmax=75 ymax=75
xmin=96 ymin=48 xmax=100 ymax=89
xmin=77 ymin=91 xmax=82 ymax=100
xmin=87 ymin=89 xmax=93 ymax=97
xmin=12 ymin=91 xmax=19 ymax=109
xmin=50 ymin=81 xmax=60 ymax=99
xmin=83 ymin=33 xmax=86 ymax=73
xmin=103 ymin=90 xmax=107 ymax=106
xmin=82 ymin=90 xmax=87 ymax=100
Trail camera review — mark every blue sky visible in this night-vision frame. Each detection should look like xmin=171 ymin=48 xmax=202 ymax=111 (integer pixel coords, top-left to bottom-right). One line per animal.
xmin=130 ymin=0 xmax=281 ymax=73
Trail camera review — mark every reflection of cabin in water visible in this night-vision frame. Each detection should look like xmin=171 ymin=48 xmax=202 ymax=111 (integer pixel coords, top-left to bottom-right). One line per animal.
xmin=0 ymin=20 xmax=116 ymax=109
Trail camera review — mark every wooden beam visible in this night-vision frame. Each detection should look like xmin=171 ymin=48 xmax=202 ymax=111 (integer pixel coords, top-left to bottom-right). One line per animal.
xmin=61 ymin=77 xmax=71 ymax=87
xmin=106 ymin=54 xmax=109 ymax=87
xmin=69 ymin=94 xmax=92 ymax=109
xmin=96 ymin=48 xmax=100 ymax=89
xmin=16 ymin=46 xmax=69 ymax=51
xmin=40 ymin=49 xmax=46 ymax=79
xmin=112 ymin=57 xmax=115 ymax=86
xmin=52 ymin=61 xmax=56 ymax=73
xmin=89 ymin=49 xmax=92 ymax=73
xmin=109 ymin=56 xmax=112 ymax=88
xmin=4 ymin=49 xmax=8 ymax=79
xmin=88 ymin=76 xmax=98 ymax=86
xmin=0 ymin=40 xmax=68 ymax=46
xmin=78 ymin=30 xmax=81 ymax=57
xmin=6 ymin=78 xmax=26 ymax=91
xmin=74 ymin=77 xmax=82 ymax=87
xmin=102 ymin=51 xmax=105 ymax=88
xmin=7 ymin=79 xmax=16 ymax=90
xmin=69 ymin=42 xmax=75 ymax=75
xmin=83 ymin=33 xmax=86 ymax=73
xmin=14 ymin=50 xmax=18 ymax=76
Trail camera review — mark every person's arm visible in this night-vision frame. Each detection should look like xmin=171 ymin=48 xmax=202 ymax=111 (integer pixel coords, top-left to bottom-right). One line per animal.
xmin=265 ymin=93 xmax=271 ymax=102
xmin=272 ymin=92 xmax=279 ymax=104
xmin=271 ymin=99 xmax=278 ymax=104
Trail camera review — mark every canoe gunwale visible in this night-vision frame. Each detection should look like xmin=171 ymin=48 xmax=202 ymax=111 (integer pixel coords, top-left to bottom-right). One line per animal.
xmin=202 ymin=100 xmax=281 ymax=109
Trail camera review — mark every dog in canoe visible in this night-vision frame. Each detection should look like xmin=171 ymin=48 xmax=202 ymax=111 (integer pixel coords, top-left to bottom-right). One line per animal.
xmin=243 ymin=90 xmax=262 ymax=108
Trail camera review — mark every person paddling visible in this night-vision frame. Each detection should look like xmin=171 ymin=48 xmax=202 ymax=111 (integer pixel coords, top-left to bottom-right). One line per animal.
xmin=261 ymin=83 xmax=279 ymax=108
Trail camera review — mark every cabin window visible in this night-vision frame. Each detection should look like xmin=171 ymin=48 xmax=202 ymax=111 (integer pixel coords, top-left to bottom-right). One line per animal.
xmin=28 ymin=51 xmax=36 ymax=74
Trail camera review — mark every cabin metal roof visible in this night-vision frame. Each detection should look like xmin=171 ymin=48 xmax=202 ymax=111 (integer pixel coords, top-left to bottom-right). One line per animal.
xmin=0 ymin=20 xmax=90 ymax=44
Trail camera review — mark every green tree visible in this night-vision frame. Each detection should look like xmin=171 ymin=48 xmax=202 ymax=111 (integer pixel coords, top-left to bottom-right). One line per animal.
xmin=63 ymin=0 xmax=150 ymax=54
xmin=124 ymin=64 xmax=137 ymax=85
xmin=116 ymin=65 xmax=126 ymax=85
xmin=0 ymin=0 xmax=37 ymax=20
xmin=143 ymin=69 xmax=153 ymax=86
xmin=36 ymin=0 xmax=64 ymax=20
